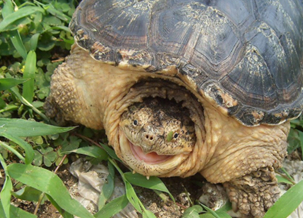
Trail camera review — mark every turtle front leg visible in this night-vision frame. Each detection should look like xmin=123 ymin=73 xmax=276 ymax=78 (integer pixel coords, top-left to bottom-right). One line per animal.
xmin=223 ymin=166 xmax=280 ymax=218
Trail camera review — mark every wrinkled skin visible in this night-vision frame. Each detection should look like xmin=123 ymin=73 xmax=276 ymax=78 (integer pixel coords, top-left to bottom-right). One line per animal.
xmin=46 ymin=45 xmax=290 ymax=217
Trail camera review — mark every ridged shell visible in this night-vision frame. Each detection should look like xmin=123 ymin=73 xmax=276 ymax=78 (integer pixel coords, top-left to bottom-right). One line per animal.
xmin=70 ymin=0 xmax=303 ymax=126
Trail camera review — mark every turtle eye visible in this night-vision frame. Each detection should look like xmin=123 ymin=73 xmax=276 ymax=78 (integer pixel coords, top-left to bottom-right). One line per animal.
xmin=133 ymin=120 xmax=138 ymax=126
xmin=173 ymin=133 xmax=179 ymax=139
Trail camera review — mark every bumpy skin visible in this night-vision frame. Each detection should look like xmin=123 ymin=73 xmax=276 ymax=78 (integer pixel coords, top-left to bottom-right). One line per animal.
xmin=46 ymin=0 xmax=303 ymax=217
xmin=120 ymin=97 xmax=196 ymax=156
xmin=224 ymin=167 xmax=280 ymax=218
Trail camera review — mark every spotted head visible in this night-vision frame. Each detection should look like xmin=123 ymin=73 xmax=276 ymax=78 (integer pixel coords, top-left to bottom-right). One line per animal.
xmin=120 ymin=97 xmax=196 ymax=164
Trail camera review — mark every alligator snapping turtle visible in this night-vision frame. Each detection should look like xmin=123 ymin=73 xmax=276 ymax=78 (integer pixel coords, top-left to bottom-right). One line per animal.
xmin=45 ymin=0 xmax=303 ymax=217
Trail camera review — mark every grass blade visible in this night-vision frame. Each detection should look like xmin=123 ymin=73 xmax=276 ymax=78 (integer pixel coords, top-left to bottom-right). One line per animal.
xmin=125 ymin=181 xmax=156 ymax=218
xmin=61 ymin=146 xmax=108 ymax=160
xmin=10 ymin=30 xmax=27 ymax=59
xmin=1 ymin=132 xmax=34 ymax=164
xmin=0 ymin=154 xmax=13 ymax=218
xmin=143 ymin=210 xmax=158 ymax=218
xmin=299 ymin=131 xmax=303 ymax=160
xmin=279 ymin=167 xmax=295 ymax=184
xmin=182 ymin=205 xmax=203 ymax=218
xmin=95 ymin=195 xmax=129 ymax=218
xmin=276 ymin=175 xmax=294 ymax=185
xmin=199 ymin=201 xmax=232 ymax=218
xmin=215 ymin=202 xmax=232 ymax=218
xmin=30 ymin=33 xmax=40 ymax=51
xmin=36 ymin=3 xmax=71 ymax=22
xmin=0 ymin=6 xmax=45 ymax=32
xmin=0 ymin=118 xmax=74 ymax=137
xmin=98 ymin=162 xmax=115 ymax=209
xmin=47 ymin=194 xmax=73 ymax=218
xmin=199 ymin=202 xmax=232 ymax=218
xmin=0 ymin=78 xmax=27 ymax=91
xmin=200 ymin=204 xmax=221 ymax=218
xmin=100 ymin=143 xmax=121 ymax=161
xmin=124 ymin=172 xmax=175 ymax=201
xmin=263 ymin=179 xmax=303 ymax=218
xmin=0 ymin=201 xmax=37 ymax=218
xmin=0 ymin=177 xmax=13 ymax=218
xmin=2 ymin=0 xmax=14 ymax=18
xmin=13 ymin=186 xmax=43 ymax=202
xmin=109 ymin=158 xmax=155 ymax=217
xmin=9 ymin=88 xmax=50 ymax=122
xmin=125 ymin=181 xmax=143 ymax=213
xmin=0 ymin=141 xmax=25 ymax=162
xmin=7 ymin=163 xmax=94 ymax=218
xmin=22 ymin=50 xmax=36 ymax=103
xmin=0 ymin=98 xmax=6 ymax=109
xmin=52 ymin=25 xmax=71 ymax=33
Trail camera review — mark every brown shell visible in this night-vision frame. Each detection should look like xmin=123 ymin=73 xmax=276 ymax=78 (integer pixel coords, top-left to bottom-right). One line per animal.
xmin=70 ymin=0 xmax=303 ymax=126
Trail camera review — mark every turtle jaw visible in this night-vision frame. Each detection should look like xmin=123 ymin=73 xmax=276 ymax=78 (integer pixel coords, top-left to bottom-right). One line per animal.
xmin=129 ymin=141 xmax=172 ymax=164
xmin=118 ymin=129 xmax=189 ymax=176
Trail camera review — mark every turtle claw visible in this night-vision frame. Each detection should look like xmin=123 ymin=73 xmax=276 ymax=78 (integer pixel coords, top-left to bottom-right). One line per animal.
xmin=223 ymin=167 xmax=280 ymax=218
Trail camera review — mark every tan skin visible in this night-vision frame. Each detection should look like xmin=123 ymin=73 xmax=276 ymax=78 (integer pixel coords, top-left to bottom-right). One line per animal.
xmin=47 ymin=46 xmax=290 ymax=217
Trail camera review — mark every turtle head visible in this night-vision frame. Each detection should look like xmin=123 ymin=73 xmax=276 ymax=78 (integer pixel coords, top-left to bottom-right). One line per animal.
xmin=120 ymin=98 xmax=196 ymax=164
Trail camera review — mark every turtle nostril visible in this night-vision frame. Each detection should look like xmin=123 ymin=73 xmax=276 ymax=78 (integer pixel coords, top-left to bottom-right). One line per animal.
xmin=144 ymin=133 xmax=155 ymax=141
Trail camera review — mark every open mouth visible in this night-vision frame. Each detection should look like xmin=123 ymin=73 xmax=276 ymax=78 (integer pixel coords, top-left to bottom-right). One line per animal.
xmin=129 ymin=141 xmax=171 ymax=164
xmin=118 ymin=129 xmax=195 ymax=176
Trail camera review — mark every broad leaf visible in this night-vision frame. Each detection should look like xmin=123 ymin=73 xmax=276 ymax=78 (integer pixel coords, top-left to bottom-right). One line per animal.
xmin=7 ymin=163 xmax=94 ymax=218
xmin=0 ymin=118 xmax=74 ymax=137
xmin=95 ymin=195 xmax=129 ymax=218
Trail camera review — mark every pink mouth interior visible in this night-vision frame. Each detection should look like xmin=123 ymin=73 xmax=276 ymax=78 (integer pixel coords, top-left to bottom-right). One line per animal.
xmin=129 ymin=141 xmax=170 ymax=164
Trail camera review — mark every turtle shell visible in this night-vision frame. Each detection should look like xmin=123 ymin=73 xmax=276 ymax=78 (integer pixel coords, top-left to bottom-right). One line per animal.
xmin=69 ymin=0 xmax=303 ymax=126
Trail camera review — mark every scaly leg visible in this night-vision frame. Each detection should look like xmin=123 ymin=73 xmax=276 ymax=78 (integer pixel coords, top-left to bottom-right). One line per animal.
xmin=223 ymin=166 xmax=280 ymax=218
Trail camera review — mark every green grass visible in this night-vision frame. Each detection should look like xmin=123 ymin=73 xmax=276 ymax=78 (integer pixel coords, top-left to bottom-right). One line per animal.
xmin=0 ymin=0 xmax=303 ymax=218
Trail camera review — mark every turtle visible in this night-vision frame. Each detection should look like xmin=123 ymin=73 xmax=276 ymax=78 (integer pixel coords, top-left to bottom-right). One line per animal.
xmin=45 ymin=0 xmax=303 ymax=217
